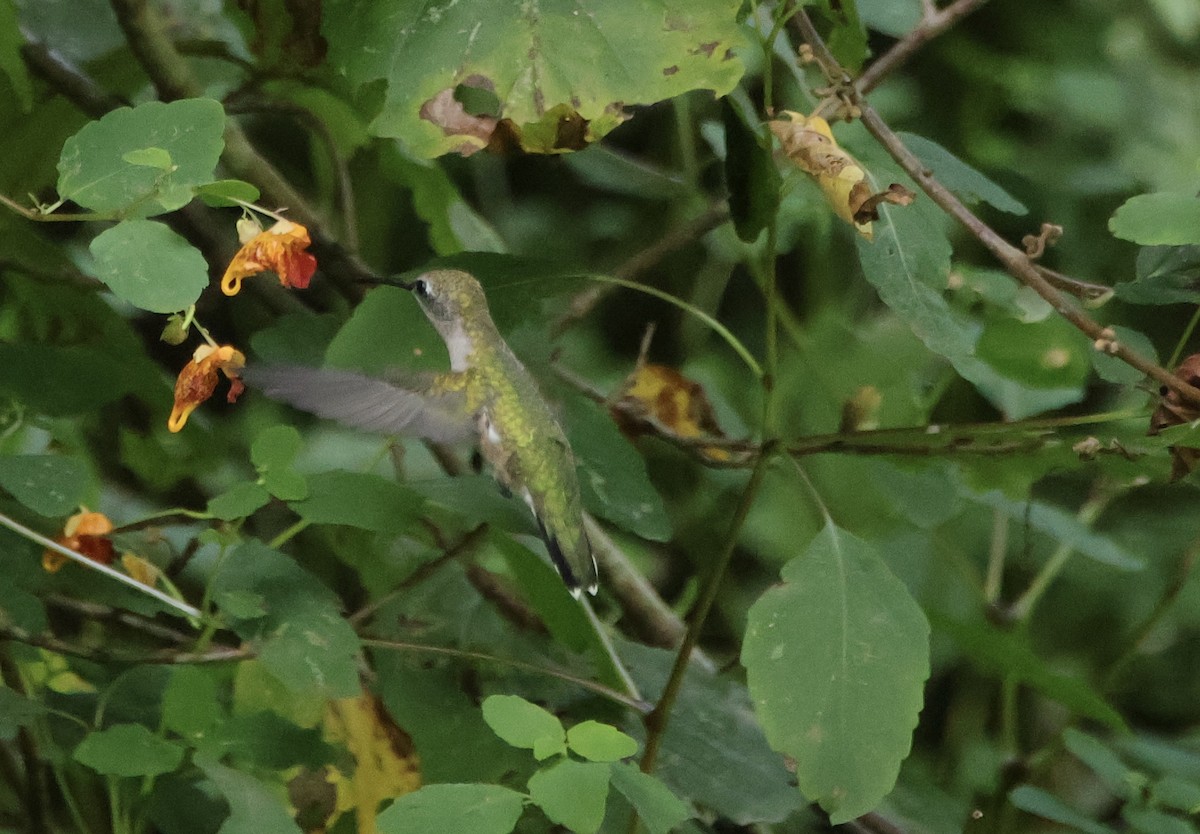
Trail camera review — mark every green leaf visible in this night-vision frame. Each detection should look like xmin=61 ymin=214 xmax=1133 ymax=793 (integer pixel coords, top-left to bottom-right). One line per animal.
xmin=207 ymin=482 xmax=271 ymax=521
xmin=326 ymin=0 xmax=745 ymax=156
xmin=203 ymin=711 xmax=332 ymax=771
xmin=325 ymin=285 xmax=446 ymax=375
xmin=1151 ymin=777 xmax=1200 ymax=814
xmin=375 ymin=783 xmax=526 ymax=834
xmin=74 ymin=723 xmax=185 ymax=777
xmin=210 ymin=541 xmax=360 ymax=698
xmin=195 ymin=753 xmax=303 ymax=834
xmin=724 ymin=98 xmax=781 ymax=242
xmin=972 ymin=314 xmax=1091 ymax=414
xmin=0 ymin=344 xmax=134 ymax=415
xmin=1064 ymin=729 xmax=1148 ymax=800
xmin=608 ymin=762 xmax=692 ymax=834
xmin=122 ymin=146 xmax=174 ymax=170
xmin=0 ymin=687 xmax=46 ymax=741
xmin=194 ymin=179 xmax=261 ymax=207
xmin=900 ymin=133 xmax=1027 ymax=215
xmin=566 ymin=721 xmax=639 ymax=762
xmin=1110 ymin=193 xmax=1200 ymax=245
xmin=288 ymin=470 xmax=423 ymax=534
xmin=741 ymin=523 xmax=931 ymax=824
xmin=932 ymin=614 xmax=1126 ymax=730
xmin=58 ymin=98 xmax=225 ymax=216
xmin=1009 ymin=785 xmax=1116 ymax=834
xmin=856 ymin=201 xmax=982 ymax=376
xmin=89 ymin=220 xmax=210 ymax=313
xmin=1117 ymin=245 xmax=1200 ymax=305
xmin=162 ymin=666 xmax=223 ymax=739
xmin=215 ymin=590 xmax=268 ymax=621
xmin=482 ymin=694 xmax=566 ymax=760
xmin=0 ymin=454 xmax=89 ymax=516
xmin=858 ymin=0 xmax=922 ymax=36
xmin=619 ymin=640 xmax=802 ymax=825
xmin=1123 ymin=806 xmax=1199 ymax=834
xmin=1092 ymin=326 xmax=1156 ymax=384
xmin=562 ymin=396 xmax=671 ymax=542
xmin=251 ymin=425 xmax=307 ymax=501
xmin=528 ymin=759 xmax=611 ymax=834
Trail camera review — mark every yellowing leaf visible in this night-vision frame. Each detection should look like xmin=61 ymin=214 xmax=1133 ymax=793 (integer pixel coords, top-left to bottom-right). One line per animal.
xmin=769 ymin=111 xmax=913 ymax=240
xmin=320 ymin=693 xmax=422 ymax=834
xmin=121 ymin=553 xmax=161 ymax=587
xmin=613 ymin=364 xmax=734 ymax=463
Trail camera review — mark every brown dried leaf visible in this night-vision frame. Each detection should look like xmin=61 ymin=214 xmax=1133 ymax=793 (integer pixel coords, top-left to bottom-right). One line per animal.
xmin=769 ymin=110 xmax=909 ymax=240
xmin=613 ymin=363 xmax=732 ymax=463
xmin=418 ymin=88 xmax=498 ymax=157
xmin=1148 ymin=353 xmax=1200 ymax=481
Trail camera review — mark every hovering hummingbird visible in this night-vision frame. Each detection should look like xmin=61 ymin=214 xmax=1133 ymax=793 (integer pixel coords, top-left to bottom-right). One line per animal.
xmin=245 ymin=269 xmax=598 ymax=596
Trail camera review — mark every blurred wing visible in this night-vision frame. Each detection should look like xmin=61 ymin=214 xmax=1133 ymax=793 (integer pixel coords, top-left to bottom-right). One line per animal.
xmin=244 ymin=365 xmax=475 ymax=443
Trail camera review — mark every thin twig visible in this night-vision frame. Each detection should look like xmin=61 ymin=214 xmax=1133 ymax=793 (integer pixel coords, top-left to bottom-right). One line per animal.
xmin=360 ymin=637 xmax=651 ymax=713
xmin=640 ymin=446 xmax=776 ymax=773
xmin=20 ymin=38 xmax=129 ymax=117
xmin=856 ymin=0 xmax=989 ymax=94
xmin=0 ymin=624 xmax=247 ymax=665
xmin=0 ymin=511 xmax=204 ymax=621
xmin=792 ymin=9 xmax=1200 ymax=409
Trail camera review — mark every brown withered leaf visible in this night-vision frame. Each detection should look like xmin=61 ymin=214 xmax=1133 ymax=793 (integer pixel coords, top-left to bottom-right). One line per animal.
xmin=769 ymin=111 xmax=914 ymax=240
xmin=1148 ymin=353 xmax=1200 ymax=481
xmin=419 ymin=88 xmax=499 ymax=157
xmin=612 ymin=363 xmax=735 ymax=463
xmin=320 ymin=693 xmax=421 ymax=834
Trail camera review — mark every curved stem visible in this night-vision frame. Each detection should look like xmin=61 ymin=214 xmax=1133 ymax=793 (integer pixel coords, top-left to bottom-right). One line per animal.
xmin=791 ymin=8 xmax=1200 ymax=409
xmin=582 ymin=273 xmax=764 ymax=378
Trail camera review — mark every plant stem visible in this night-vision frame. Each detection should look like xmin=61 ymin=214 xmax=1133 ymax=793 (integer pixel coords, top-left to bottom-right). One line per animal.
xmin=983 ymin=507 xmax=1008 ymax=605
xmin=0 ymin=511 xmax=203 ymax=621
xmin=791 ymin=8 xmax=1200 ymax=409
xmin=639 ymin=447 xmax=776 ymax=773
xmin=360 ymin=638 xmax=649 ymax=713
xmin=1009 ymin=488 xmax=1114 ymax=621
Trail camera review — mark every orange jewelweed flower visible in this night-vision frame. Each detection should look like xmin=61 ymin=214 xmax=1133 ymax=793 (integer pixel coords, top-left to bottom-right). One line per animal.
xmin=168 ymin=344 xmax=246 ymax=432
xmin=43 ymin=510 xmax=115 ymax=573
xmin=221 ymin=218 xmax=317 ymax=296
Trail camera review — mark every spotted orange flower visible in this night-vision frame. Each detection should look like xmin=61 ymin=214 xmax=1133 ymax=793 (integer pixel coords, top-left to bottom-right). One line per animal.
xmin=43 ymin=510 xmax=115 ymax=573
xmin=168 ymin=344 xmax=246 ymax=432
xmin=220 ymin=218 xmax=317 ymax=296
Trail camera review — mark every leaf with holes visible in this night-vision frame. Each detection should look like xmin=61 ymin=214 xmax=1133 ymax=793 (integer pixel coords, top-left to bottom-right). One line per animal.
xmin=324 ymin=0 xmax=745 ymax=157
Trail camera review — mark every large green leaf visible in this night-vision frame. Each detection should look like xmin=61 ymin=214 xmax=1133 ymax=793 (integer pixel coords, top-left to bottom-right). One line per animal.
xmin=742 ymin=523 xmax=931 ymax=824
xmin=89 ymin=220 xmax=211 ymax=313
xmin=899 ymin=133 xmax=1027 ymax=215
xmin=1008 ymin=785 xmax=1116 ymax=834
xmin=0 ymin=453 xmax=89 ymax=516
xmin=195 ymin=754 xmax=303 ymax=834
xmin=527 ymin=759 xmax=611 ymax=834
xmin=1110 ymin=193 xmax=1200 ymax=245
xmin=1117 ymin=246 xmax=1200 ymax=305
xmin=57 ymin=98 xmax=225 ymax=216
xmin=323 ymin=0 xmax=745 ymax=156
xmin=288 ymin=470 xmax=424 ymax=534
xmin=210 ymin=541 xmax=360 ymax=698
xmin=482 ymin=694 xmax=567 ymax=761
xmin=608 ymin=762 xmax=693 ymax=834
xmin=74 ymin=724 xmax=185 ymax=777
xmin=376 ymin=783 xmax=526 ymax=834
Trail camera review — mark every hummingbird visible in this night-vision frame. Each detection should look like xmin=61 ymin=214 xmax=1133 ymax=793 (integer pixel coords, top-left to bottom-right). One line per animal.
xmin=244 ymin=269 xmax=598 ymax=596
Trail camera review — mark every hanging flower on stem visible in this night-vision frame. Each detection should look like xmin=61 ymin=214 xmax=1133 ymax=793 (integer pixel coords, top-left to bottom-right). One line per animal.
xmin=168 ymin=343 xmax=246 ymax=432
xmin=221 ymin=215 xmax=317 ymax=296
xmin=42 ymin=510 xmax=115 ymax=573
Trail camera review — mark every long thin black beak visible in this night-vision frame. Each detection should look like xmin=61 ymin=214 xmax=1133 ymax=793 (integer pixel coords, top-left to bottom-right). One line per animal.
xmin=354 ymin=275 xmax=417 ymax=291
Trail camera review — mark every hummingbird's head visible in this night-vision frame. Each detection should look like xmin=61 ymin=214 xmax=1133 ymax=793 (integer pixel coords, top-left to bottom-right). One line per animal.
xmin=405 ymin=269 xmax=492 ymax=371
xmin=406 ymin=269 xmax=488 ymax=326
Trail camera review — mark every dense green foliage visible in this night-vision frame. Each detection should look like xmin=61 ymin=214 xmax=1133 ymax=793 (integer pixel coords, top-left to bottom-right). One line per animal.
xmin=2 ymin=1 xmax=1200 ymax=833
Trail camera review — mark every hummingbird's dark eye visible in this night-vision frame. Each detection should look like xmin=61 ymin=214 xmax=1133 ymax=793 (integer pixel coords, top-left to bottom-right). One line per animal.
xmin=413 ymin=279 xmax=430 ymax=298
